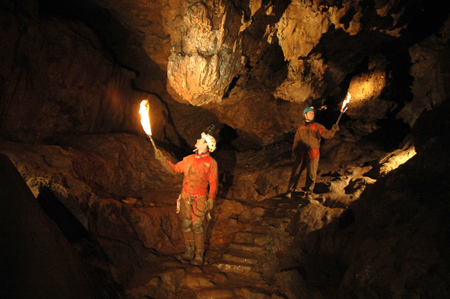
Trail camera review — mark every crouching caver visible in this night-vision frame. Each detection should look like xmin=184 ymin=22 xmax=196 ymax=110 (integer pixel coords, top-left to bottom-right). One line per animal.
xmin=155 ymin=132 xmax=218 ymax=266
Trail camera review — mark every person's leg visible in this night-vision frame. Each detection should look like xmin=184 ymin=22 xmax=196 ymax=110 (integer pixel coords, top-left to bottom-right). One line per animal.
xmin=191 ymin=197 xmax=207 ymax=265
xmin=305 ymin=155 xmax=320 ymax=197
xmin=175 ymin=196 xmax=194 ymax=261
xmin=191 ymin=220 xmax=205 ymax=265
xmin=287 ymin=153 xmax=307 ymax=196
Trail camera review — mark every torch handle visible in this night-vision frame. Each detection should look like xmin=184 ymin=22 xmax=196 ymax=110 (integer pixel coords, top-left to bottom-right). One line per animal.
xmin=335 ymin=113 xmax=343 ymax=125
xmin=147 ymin=134 xmax=157 ymax=151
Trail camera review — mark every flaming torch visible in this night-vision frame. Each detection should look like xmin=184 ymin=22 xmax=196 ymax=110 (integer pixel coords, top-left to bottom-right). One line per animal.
xmin=139 ymin=99 xmax=157 ymax=151
xmin=335 ymin=93 xmax=351 ymax=125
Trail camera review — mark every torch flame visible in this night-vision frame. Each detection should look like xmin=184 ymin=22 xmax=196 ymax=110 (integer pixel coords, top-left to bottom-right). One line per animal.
xmin=341 ymin=93 xmax=351 ymax=113
xmin=139 ymin=100 xmax=152 ymax=136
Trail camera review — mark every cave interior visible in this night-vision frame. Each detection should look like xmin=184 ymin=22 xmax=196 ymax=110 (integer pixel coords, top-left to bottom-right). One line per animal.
xmin=1 ymin=0 xmax=450 ymax=298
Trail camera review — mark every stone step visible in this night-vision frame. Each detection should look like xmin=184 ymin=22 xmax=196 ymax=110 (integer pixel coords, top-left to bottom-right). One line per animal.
xmin=221 ymin=248 xmax=258 ymax=265
xmin=196 ymin=286 xmax=271 ymax=299
xmin=277 ymin=202 xmax=300 ymax=209
xmin=244 ymin=225 xmax=270 ymax=234
xmin=233 ymin=287 xmax=272 ymax=299
xmin=262 ymin=203 xmax=299 ymax=218
xmin=196 ymin=288 xmax=235 ymax=299
xmin=275 ymin=207 xmax=299 ymax=217
xmin=214 ymin=261 xmax=254 ymax=273
xmin=213 ymin=262 xmax=264 ymax=282
xmin=262 ymin=217 xmax=292 ymax=228
xmin=229 ymin=242 xmax=265 ymax=254
xmin=234 ymin=231 xmax=272 ymax=246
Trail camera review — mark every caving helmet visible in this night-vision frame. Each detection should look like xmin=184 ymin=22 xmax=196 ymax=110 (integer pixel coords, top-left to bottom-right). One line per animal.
xmin=303 ymin=106 xmax=315 ymax=115
xmin=201 ymin=132 xmax=216 ymax=152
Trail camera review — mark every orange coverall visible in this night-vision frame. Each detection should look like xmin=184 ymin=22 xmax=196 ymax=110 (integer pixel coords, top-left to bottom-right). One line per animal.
xmin=166 ymin=152 xmax=218 ymax=253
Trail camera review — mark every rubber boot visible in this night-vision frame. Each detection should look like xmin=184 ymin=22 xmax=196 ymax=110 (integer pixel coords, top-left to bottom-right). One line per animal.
xmin=191 ymin=252 xmax=204 ymax=266
xmin=191 ymin=231 xmax=205 ymax=265
xmin=175 ymin=244 xmax=194 ymax=262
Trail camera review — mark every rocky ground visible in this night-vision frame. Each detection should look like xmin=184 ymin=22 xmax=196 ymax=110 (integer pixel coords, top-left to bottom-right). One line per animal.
xmin=1 ymin=127 xmax=427 ymax=298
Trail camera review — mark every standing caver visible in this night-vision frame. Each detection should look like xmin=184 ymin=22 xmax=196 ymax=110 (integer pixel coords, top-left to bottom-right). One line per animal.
xmin=155 ymin=132 xmax=218 ymax=266
xmin=286 ymin=106 xmax=339 ymax=200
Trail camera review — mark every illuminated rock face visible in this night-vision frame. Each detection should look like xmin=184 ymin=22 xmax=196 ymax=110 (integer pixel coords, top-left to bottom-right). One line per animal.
xmin=1 ymin=0 xmax=449 ymax=147
xmin=167 ymin=2 xmax=244 ymax=106
xmin=1 ymin=0 xmax=447 ymax=148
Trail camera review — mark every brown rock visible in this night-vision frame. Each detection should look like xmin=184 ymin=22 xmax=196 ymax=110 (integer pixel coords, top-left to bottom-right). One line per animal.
xmin=196 ymin=288 xmax=235 ymax=299
xmin=160 ymin=268 xmax=186 ymax=293
xmin=180 ymin=273 xmax=215 ymax=289
xmin=0 ymin=154 xmax=117 ymax=298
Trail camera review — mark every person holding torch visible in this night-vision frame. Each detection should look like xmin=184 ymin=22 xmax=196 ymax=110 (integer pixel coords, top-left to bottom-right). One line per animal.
xmin=285 ymin=105 xmax=339 ymax=201
xmin=154 ymin=132 xmax=218 ymax=266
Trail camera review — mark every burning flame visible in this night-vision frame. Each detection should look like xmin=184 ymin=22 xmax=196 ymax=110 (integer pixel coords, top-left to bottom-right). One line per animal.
xmin=139 ymin=100 xmax=152 ymax=136
xmin=341 ymin=93 xmax=351 ymax=113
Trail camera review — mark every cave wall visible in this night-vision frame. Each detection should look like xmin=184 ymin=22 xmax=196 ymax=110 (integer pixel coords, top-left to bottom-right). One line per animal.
xmin=0 ymin=153 xmax=120 ymax=298
xmin=0 ymin=2 xmax=164 ymax=144
xmin=296 ymin=98 xmax=450 ymax=298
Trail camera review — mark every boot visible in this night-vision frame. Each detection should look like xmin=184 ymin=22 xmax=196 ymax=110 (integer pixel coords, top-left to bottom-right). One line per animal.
xmin=305 ymin=192 xmax=320 ymax=204
xmin=175 ymin=244 xmax=194 ymax=262
xmin=191 ymin=252 xmax=204 ymax=266
xmin=285 ymin=190 xmax=292 ymax=198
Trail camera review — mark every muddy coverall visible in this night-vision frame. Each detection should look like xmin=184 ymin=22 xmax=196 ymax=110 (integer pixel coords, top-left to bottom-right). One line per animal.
xmin=287 ymin=122 xmax=336 ymax=193
xmin=166 ymin=152 xmax=218 ymax=254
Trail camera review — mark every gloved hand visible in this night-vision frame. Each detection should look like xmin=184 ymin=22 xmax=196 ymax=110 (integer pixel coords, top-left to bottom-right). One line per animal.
xmin=206 ymin=199 xmax=214 ymax=212
xmin=155 ymin=149 xmax=165 ymax=161
xmin=332 ymin=124 xmax=339 ymax=132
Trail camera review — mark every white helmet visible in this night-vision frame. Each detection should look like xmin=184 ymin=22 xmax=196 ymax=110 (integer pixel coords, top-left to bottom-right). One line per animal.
xmin=201 ymin=132 xmax=216 ymax=152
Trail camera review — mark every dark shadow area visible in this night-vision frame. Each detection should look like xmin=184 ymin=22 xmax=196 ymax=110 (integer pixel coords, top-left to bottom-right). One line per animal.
xmin=362 ymin=118 xmax=411 ymax=151
xmin=35 ymin=187 xmax=123 ymax=298
xmin=0 ymin=154 xmax=122 ymax=299
xmin=396 ymin=0 xmax=450 ymax=46
xmin=339 ymin=6 xmax=357 ymax=30
xmin=215 ymin=125 xmax=238 ymax=198
xmin=362 ymin=162 xmax=381 ymax=180
xmin=223 ymin=75 xmax=241 ymax=99
xmin=337 ymin=208 xmax=355 ymax=230
xmin=239 ymin=0 xmax=290 ymax=95
xmin=343 ymin=178 xmax=364 ymax=195
xmin=217 ymin=124 xmax=239 ymax=151
xmin=37 ymin=0 xmax=139 ymax=73
xmin=37 ymin=187 xmax=91 ymax=243
xmin=314 ymin=182 xmax=332 ymax=194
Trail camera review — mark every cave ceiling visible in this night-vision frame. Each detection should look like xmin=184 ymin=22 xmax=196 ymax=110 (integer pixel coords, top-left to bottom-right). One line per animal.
xmin=4 ymin=0 xmax=450 ymax=148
